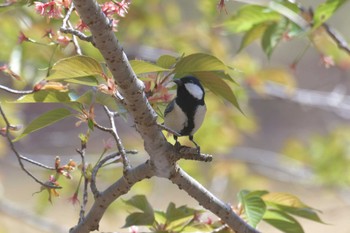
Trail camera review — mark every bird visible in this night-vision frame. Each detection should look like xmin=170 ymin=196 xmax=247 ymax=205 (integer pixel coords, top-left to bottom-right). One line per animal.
xmin=163 ymin=76 xmax=206 ymax=154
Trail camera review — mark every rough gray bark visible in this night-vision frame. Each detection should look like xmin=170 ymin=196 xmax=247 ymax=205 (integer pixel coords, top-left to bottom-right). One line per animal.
xmin=69 ymin=0 xmax=260 ymax=232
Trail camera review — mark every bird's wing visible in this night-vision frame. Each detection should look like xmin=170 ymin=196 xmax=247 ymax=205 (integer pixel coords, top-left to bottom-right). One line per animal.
xmin=164 ymin=99 xmax=175 ymax=117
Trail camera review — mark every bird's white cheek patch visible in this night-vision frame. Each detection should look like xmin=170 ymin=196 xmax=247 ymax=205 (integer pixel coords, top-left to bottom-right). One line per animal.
xmin=184 ymin=83 xmax=203 ymax=100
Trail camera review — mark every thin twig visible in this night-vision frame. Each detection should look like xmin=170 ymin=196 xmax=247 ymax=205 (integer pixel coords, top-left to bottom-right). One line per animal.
xmin=0 ymin=84 xmax=34 ymax=94
xmin=20 ymin=155 xmax=56 ymax=170
xmin=76 ymin=142 xmax=88 ymax=223
xmin=103 ymin=106 xmax=131 ymax=173
xmin=0 ymin=104 xmax=61 ymax=189
xmin=323 ymin=23 xmax=350 ymax=55
xmin=91 ymin=152 xmax=119 ymax=198
xmin=158 ymin=123 xmax=181 ymax=137
xmin=90 ymin=150 xmax=137 ymax=198
xmin=60 ymin=3 xmax=93 ymax=43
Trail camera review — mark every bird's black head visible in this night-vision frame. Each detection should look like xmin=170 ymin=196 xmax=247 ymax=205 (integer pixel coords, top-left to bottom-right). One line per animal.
xmin=174 ymin=76 xmax=205 ymax=102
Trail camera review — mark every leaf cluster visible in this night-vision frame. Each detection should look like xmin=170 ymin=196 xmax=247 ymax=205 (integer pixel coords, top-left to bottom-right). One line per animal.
xmin=122 ymin=191 xmax=324 ymax=233
xmin=239 ymin=190 xmax=325 ymax=233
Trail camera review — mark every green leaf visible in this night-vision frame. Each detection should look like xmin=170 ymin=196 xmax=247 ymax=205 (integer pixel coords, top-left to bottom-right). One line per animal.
xmin=262 ymin=192 xmax=324 ymax=223
xmin=154 ymin=210 xmax=167 ymax=225
xmin=15 ymin=91 xmax=72 ymax=103
xmin=123 ymin=195 xmax=154 ymax=214
xmin=263 ymin=209 xmax=304 ymax=233
xmin=238 ymin=190 xmax=266 ymax=228
xmin=238 ymin=23 xmax=269 ymax=52
xmin=130 ymin=60 xmax=170 ymax=75
xmin=225 ymin=5 xmax=281 ymax=33
xmin=174 ymin=53 xmax=229 ymax=76
xmin=166 ymin=202 xmax=197 ymax=223
xmin=123 ymin=212 xmax=155 ymax=228
xmin=193 ymin=71 xmax=241 ymax=112
xmin=63 ymin=76 xmax=100 ymax=86
xmin=313 ymin=0 xmax=349 ymax=29
xmin=13 ymin=108 xmax=72 ymax=142
xmin=261 ymin=18 xmax=288 ymax=58
xmin=156 ymin=54 xmax=177 ymax=69
xmin=46 ymin=55 xmax=103 ymax=80
xmin=95 ymin=92 xmax=119 ymax=111
xmin=262 ymin=192 xmax=310 ymax=209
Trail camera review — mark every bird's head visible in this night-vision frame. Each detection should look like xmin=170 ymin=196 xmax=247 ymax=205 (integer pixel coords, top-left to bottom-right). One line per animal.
xmin=174 ymin=76 xmax=205 ymax=101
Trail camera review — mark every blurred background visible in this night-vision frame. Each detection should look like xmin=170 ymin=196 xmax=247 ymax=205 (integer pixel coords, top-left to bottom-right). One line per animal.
xmin=1 ymin=0 xmax=350 ymax=232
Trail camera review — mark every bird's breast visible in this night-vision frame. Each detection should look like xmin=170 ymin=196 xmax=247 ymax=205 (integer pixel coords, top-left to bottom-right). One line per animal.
xmin=164 ymin=103 xmax=188 ymax=134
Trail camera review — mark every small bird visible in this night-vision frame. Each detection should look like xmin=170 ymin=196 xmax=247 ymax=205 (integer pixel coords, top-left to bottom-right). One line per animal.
xmin=164 ymin=76 xmax=206 ymax=153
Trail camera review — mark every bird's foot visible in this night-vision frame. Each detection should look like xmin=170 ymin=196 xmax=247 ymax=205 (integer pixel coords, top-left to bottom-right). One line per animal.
xmin=196 ymin=146 xmax=201 ymax=156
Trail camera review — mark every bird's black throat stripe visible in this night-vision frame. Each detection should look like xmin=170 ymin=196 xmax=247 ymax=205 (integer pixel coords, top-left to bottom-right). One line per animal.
xmin=176 ymin=86 xmax=205 ymax=136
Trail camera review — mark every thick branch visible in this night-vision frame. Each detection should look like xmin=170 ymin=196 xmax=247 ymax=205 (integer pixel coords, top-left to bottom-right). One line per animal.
xmin=170 ymin=166 xmax=260 ymax=233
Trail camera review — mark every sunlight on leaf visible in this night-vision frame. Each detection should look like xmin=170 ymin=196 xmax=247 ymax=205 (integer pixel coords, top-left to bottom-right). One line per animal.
xmin=130 ymin=60 xmax=170 ymax=75
xmin=193 ymin=71 xmax=241 ymax=112
xmin=224 ymin=5 xmax=281 ymax=33
xmin=174 ymin=53 xmax=230 ymax=76
xmin=15 ymin=91 xmax=72 ymax=103
xmin=46 ymin=56 xmax=103 ymax=80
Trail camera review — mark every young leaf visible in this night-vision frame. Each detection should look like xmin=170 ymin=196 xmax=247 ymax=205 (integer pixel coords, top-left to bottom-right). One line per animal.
xmin=174 ymin=53 xmax=229 ymax=76
xmin=263 ymin=209 xmax=304 ymax=233
xmin=129 ymin=60 xmax=170 ymax=75
xmin=193 ymin=71 xmax=241 ymax=112
xmin=238 ymin=190 xmax=266 ymax=228
xmin=261 ymin=18 xmax=288 ymax=58
xmin=224 ymin=5 xmax=281 ymax=33
xmin=156 ymin=54 xmax=177 ymax=69
xmin=123 ymin=195 xmax=154 ymax=214
xmin=15 ymin=91 xmax=72 ymax=103
xmin=262 ymin=192 xmax=324 ymax=223
xmin=13 ymin=108 xmax=72 ymax=142
xmin=238 ymin=23 xmax=269 ymax=52
xmin=313 ymin=0 xmax=348 ymax=29
xmin=122 ymin=212 xmax=155 ymax=228
xmin=46 ymin=56 xmax=103 ymax=80
xmin=166 ymin=202 xmax=197 ymax=223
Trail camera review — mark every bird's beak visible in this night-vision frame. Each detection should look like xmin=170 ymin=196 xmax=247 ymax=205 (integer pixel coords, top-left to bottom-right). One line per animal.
xmin=173 ymin=79 xmax=182 ymax=86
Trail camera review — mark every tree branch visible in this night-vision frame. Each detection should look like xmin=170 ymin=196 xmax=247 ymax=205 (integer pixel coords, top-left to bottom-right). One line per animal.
xmin=170 ymin=166 xmax=260 ymax=233
xmin=70 ymin=0 xmax=258 ymax=232
xmin=0 ymin=104 xmax=60 ymax=189
xmin=70 ymin=161 xmax=155 ymax=232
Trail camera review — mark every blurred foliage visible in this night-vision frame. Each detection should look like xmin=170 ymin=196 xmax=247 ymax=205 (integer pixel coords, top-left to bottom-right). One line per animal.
xmin=121 ymin=192 xmax=323 ymax=233
xmin=1 ymin=0 xmax=350 ymax=232
xmin=282 ymin=127 xmax=350 ymax=186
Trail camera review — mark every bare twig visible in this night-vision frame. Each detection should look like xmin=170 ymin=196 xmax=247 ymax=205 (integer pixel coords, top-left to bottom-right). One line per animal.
xmin=19 ymin=155 xmax=56 ymax=170
xmin=103 ymin=106 xmax=130 ymax=173
xmin=0 ymin=1 xmax=14 ymax=7
xmin=60 ymin=3 xmax=93 ymax=43
xmin=158 ymin=123 xmax=181 ymax=137
xmin=323 ymin=23 xmax=350 ymax=55
xmin=0 ymin=84 xmax=34 ymax=94
xmin=90 ymin=150 xmax=138 ymax=198
xmin=76 ymin=141 xmax=88 ymax=223
xmin=0 ymin=104 xmax=61 ymax=189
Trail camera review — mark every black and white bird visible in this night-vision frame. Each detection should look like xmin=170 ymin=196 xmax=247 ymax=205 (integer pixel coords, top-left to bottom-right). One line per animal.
xmin=164 ymin=76 xmax=206 ymax=153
